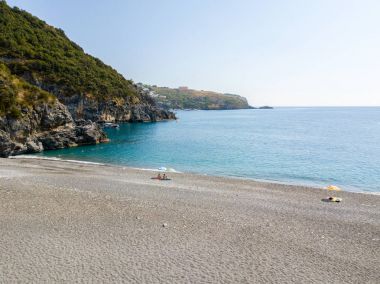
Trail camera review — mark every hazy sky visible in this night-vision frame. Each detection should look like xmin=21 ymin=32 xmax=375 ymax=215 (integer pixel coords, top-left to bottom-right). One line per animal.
xmin=7 ymin=0 xmax=380 ymax=106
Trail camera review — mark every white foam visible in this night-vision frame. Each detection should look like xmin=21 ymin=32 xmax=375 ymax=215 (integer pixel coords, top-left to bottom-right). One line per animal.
xmin=10 ymin=155 xmax=62 ymax=161
xmin=64 ymin=159 xmax=105 ymax=165
xmin=131 ymin=167 xmax=182 ymax=173
xmin=11 ymin=155 xmax=182 ymax=172
xmin=10 ymin=155 xmax=104 ymax=166
xmin=351 ymin=190 xmax=380 ymax=196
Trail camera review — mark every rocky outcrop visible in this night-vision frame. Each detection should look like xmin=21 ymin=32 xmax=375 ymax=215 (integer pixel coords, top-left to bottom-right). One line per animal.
xmin=0 ymin=102 xmax=107 ymax=158
xmin=55 ymin=92 xmax=176 ymax=123
xmin=0 ymin=77 xmax=175 ymax=158
xmin=21 ymin=78 xmax=176 ymax=123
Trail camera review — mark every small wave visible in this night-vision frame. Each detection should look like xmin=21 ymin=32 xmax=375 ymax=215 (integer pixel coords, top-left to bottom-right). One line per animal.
xmin=11 ymin=155 xmax=182 ymax=172
xmin=10 ymin=155 xmax=105 ymax=166
xmin=131 ymin=167 xmax=182 ymax=173
xmin=10 ymin=155 xmax=62 ymax=161
xmin=349 ymin=190 xmax=380 ymax=196
xmin=131 ymin=167 xmax=160 ymax=172
xmin=64 ymin=159 xmax=105 ymax=165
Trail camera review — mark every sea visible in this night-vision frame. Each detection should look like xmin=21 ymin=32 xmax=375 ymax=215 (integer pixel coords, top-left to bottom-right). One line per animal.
xmin=33 ymin=107 xmax=380 ymax=193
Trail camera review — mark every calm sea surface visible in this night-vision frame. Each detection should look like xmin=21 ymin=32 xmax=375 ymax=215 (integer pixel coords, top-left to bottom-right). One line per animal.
xmin=34 ymin=108 xmax=380 ymax=192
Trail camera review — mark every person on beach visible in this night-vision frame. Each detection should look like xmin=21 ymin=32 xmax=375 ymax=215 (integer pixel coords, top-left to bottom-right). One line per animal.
xmin=162 ymin=174 xmax=167 ymax=180
xmin=157 ymin=173 xmax=162 ymax=180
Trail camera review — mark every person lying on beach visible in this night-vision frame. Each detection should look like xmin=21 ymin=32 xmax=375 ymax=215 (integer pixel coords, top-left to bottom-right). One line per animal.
xmin=161 ymin=174 xmax=172 ymax=180
xmin=151 ymin=173 xmax=171 ymax=180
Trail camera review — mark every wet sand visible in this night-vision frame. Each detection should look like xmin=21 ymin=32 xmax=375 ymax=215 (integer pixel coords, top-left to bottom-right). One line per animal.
xmin=0 ymin=158 xmax=379 ymax=283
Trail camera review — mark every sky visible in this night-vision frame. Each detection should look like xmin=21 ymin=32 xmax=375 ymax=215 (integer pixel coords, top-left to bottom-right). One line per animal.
xmin=7 ymin=0 xmax=380 ymax=106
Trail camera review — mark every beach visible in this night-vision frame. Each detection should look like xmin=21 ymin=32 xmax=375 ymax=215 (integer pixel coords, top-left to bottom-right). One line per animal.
xmin=0 ymin=158 xmax=379 ymax=283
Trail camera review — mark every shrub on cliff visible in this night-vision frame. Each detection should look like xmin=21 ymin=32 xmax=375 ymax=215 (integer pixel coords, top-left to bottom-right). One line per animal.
xmin=0 ymin=1 xmax=139 ymax=104
xmin=0 ymin=63 xmax=55 ymax=117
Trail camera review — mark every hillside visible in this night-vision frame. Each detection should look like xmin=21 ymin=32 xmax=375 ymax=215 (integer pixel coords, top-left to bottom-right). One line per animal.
xmin=0 ymin=62 xmax=55 ymax=118
xmin=0 ymin=2 xmax=174 ymax=157
xmin=0 ymin=2 xmax=138 ymax=101
xmin=0 ymin=2 xmax=174 ymax=120
xmin=145 ymin=85 xmax=251 ymax=110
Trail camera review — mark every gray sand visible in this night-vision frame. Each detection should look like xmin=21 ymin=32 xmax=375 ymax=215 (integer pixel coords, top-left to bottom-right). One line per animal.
xmin=0 ymin=158 xmax=379 ymax=283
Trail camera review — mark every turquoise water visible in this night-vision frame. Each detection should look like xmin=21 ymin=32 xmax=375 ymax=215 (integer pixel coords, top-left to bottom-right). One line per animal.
xmin=34 ymin=108 xmax=380 ymax=192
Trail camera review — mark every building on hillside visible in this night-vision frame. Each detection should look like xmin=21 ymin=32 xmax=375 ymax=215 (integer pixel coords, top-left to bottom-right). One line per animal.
xmin=149 ymin=91 xmax=159 ymax=98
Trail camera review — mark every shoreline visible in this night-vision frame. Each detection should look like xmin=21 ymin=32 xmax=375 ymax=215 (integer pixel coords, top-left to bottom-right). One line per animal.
xmin=10 ymin=154 xmax=378 ymax=195
xmin=1 ymin=157 xmax=379 ymax=282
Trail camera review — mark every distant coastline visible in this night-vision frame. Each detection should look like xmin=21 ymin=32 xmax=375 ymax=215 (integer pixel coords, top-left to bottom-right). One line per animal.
xmin=139 ymin=84 xmax=255 ymax=110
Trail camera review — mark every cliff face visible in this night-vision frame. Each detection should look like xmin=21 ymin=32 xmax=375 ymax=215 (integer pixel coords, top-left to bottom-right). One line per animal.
xmin=25 ymin=76 xmax=176 ymax=123
xmin=52 ymin=91 xmax=176 ymax=123
xmin=0 ymin=101 xmax=107 ymax=157
xmin=0 ymin=2 xmax=175 ymax=158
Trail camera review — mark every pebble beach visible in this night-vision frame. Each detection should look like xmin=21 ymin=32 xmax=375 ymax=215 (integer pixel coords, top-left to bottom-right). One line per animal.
xmin=0 ymin=158 xmax=379 ymax=283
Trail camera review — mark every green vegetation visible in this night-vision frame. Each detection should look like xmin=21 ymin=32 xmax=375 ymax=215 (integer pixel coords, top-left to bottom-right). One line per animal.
xmin=0 ymin=1 xmax=139 ymax=104
xmin=0 ymin=63 xmax=55 ymax=118
xmin=0 ymin=1 xmax=250 ymax=119
xmin=150 ymin=86 xmax=251 ymax=110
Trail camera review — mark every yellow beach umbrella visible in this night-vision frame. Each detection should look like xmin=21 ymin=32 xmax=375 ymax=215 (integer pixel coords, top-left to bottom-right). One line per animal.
xmin=326 ymin=185 xmax=342 ymax=191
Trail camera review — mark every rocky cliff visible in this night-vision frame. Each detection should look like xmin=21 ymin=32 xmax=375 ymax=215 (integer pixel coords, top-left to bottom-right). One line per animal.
xmin=49 ymin=87 xmax=176 ymax=123
xmin=0 ymin=101 xmax=107 ymax=157
xmin=0 ymin=2 xmax=175 ymax=157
